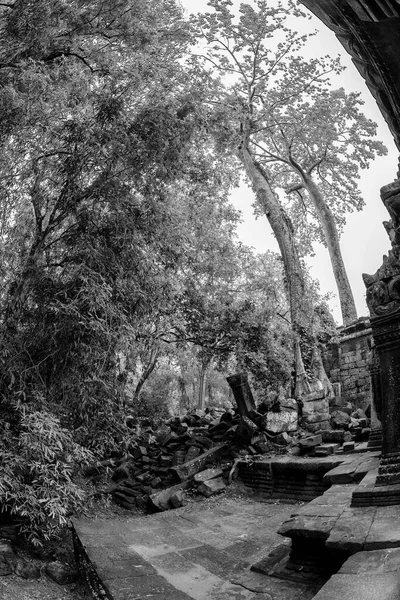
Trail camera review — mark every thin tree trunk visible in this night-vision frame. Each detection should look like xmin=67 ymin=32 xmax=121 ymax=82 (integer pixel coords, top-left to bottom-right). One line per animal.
xmin=133 ymin=347 xmax=159 ymax=402
xmin=197 ymin=360 xmax=208 ymax=411
xmin=302 ymin=172 xmax=358 ymax=326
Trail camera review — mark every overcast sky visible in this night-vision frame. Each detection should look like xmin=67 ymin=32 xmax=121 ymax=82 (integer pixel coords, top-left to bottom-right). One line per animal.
xmin=179 ymin=0 xmax=399 ymax=324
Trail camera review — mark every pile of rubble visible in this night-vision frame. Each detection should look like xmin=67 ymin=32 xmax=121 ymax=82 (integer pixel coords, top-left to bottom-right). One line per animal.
xmin=84 ymin=374 xmax=372 ymax=513
xmin=99 ymin=410 xmax=285 ymax=513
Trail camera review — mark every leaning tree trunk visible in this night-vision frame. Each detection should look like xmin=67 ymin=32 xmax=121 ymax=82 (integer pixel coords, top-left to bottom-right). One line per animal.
xmin=197 ymin=358 xmax=209 ymax=411
xmin=238 ymin=145 xmax=312 ymax=396
xmin=289 ymin=166 xmax=358 ymax=327
xmin=133 ymin=346 xmax=160 ymax=402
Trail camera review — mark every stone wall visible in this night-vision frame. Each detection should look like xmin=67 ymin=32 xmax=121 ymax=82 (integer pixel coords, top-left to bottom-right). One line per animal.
xmin=323 ymin=317 xmax=373 ymax=411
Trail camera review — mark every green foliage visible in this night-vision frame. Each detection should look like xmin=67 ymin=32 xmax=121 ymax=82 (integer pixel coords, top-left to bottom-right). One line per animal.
xmin=0 ymin=406 xmax=93 ymax=546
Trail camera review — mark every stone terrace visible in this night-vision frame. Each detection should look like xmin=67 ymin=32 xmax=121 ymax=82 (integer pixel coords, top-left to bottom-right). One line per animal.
xmin=73 ymin=450 xmax=400 ymax=600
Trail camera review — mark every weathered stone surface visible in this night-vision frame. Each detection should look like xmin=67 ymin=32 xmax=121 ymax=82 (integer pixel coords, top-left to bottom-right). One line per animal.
xmin=343 ymin=441 xmax=355 ymax=453
xmin=330 ymin=411 xmax=351 ymax=430
xmin=312 ymin=573 xmax=400 ymax=600
xmin=169 ymin=443 xmax=227 ymax=482
xmin=0 ymin=539 xmax=15 ymax=559
xmin=365 ymin=513 xmax=400 ymax=550
xmin=14 ymin=559 xmax=41 ymax=580
xmin=339 ymin=548 xmax=400 ymax=574
xmin=44 ymin=561 xmax=78 ymax=584
xmin=150 ymin=482 xmax=189 ymax=511
xmin=278 ymin=515 xmax=337 ymax=540
xmin=279 ymin=397 xmax=298 ymax=412
xmin=321 ymin=430 xmax=352 ymax=444
xmin=315 ymin=443 xmax=340 ymax=456
xmin=302 ymin=400 xmax=330 ymax=415
xmin=193 ymin=468 xmax=223 ymax=484
xmin=326 ymin=509 xmax=376 ymax=553
xmin=198 ymin=477 xmax=227 ymax=498
xmin=226 ymin=373 xmax=257 ymax=416
xmin=305 ymin=420 xmax=330 ymax=433
xmin=170 ymin=490 xmax=186 ymax=508
xmin=298 ymin=434 xmax=322 ymax=449
xmin=265 ymin=411 xmax=297 ymax=433
xmin=184 ymin=446 xmax=201 ymax=463
xmin=0 ymin=556 xmax=12 ymax=576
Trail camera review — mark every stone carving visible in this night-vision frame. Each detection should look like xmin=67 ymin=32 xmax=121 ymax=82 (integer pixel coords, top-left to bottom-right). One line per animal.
xmin=363 ymin=180 xmax=400 ymax=317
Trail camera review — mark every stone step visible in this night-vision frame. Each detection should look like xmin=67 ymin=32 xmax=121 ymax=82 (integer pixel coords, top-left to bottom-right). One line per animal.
xmin=312 ymin=548 xmax=400 ymax=600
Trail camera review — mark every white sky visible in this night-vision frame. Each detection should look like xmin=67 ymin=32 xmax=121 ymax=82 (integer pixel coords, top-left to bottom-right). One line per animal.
xmin=179 ymin=0 xmax=399 ymax=324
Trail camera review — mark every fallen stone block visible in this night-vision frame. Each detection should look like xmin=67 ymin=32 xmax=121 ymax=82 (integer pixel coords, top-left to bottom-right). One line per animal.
xmin=305 ymin=421 xmax=330 ymax=433
xmin=169 ymin=443 xmax=227 ymax=482
xmin=318 ymin=443 xmax=340 ymax=455
xmin=226 ymin=373 xmax=257 ymax=416
xmin=150 ymin=482 xmax=190 ymax=511
xmin=193 ymin=467 xmax=224 ymax=484
xmin=330 ymin=410 xmax=351 ymax=430
xmin=321 ymin=430 xmax=352 ymax=444
xmin=343 ymin=441 xmax=355 ymax=453
xmin=265 ymin=411 xmax=297 ymax=433
xmin=273 ymin=432 xmax=293 ymax=446
xmin=184 ymin=446 xmax=201 ymax=463
xmin=169 ymin=490 xmax=186 ymax=508
xmin=298 ymin=434 xmax=322 ymax=449
xmin=45 ymin=561 xmax=79 ymax=584
xmin=198 ymin=477 xmax=227 ymax=498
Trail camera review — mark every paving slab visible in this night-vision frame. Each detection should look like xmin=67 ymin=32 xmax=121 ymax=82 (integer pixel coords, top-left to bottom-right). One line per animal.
xmin=365 ymin=512 xmax=400 ymax=550
xmin=311 ymin=572 xmax=400 ymax=600
xmin=325 ymin=507 xmax=376 ymax=553
xmin=74 ymin=498 xmax=317 ymax=600
xmin=339 ymin=548 xmax=400 ymax=574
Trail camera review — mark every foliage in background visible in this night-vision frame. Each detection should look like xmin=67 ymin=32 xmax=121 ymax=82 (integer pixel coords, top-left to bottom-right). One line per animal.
xmin=0 ymin=405 xmax=93 ymax=546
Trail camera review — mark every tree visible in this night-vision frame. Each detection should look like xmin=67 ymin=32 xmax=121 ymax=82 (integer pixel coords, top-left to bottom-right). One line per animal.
xmin=0 ymin=0 xmax=216 ymax=452
xmin=251 ymin=87 xmax=387 ymax=325
xmin=191 ymin=0 xmax=342 ymax=396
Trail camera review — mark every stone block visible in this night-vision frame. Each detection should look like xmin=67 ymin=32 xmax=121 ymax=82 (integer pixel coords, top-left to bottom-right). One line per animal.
xmin=169 ymin=490 xmax=186 ymax=508
xmin=330 ymin=411 xmax=351 ymax=430
xmin=304 ymin=412 xmax=331 ymax=424
xmin=193 ymin=468 xmax=223 ymax=484
xmin=265 ymin=411 xmax=297 ymax=433
xmin=150 ymin=482 xmax=190 ymax=511
xmin=326 ymin=510 xmax=376 ymax=553
xmin=298 ymin=434 xmax=322 ymax=449
xmin=198 ymin=477 xmax=226 ymax=498
xmin=321 ymin=430 xmax=351 ymax=444
xmin=339 ymin=548 xmax=400 ymax=574
xmin=226 ymin=373 xmax=256 ymax=416
xmin=305 ymin=420 xmax=330 ymax=432
xmin=312 ymin=572 xmax=400 ymax=600
xmin=343 ymin=442 xmax=355 ymax=453
xmin=318 ymin=443 xmax=340 ymax=455
xmin=184 ymin=446 xmax=201 ymax=463
xmin=302 ymin=400 xmax=330 ymax=415
xmin=170 ymin=443 xmax=227 ymax=482
xmin=278 ymin=515 xmax=337 ymax=540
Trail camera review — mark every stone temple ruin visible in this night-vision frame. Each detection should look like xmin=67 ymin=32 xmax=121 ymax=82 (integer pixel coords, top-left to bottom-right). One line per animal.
xmin=70 ymin=2 xmax=400 ymax=599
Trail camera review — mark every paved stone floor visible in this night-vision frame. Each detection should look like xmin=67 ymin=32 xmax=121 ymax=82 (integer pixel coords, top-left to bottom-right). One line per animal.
xmin=74 ymin=496 xmax=321 ymax=600
xmin=74 ymin=450 xmax=400 ymax=600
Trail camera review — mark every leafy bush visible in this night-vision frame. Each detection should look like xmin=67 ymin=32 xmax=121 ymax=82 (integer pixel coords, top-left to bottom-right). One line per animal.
xmin=0 ymin=406 xmax=93 ymax=546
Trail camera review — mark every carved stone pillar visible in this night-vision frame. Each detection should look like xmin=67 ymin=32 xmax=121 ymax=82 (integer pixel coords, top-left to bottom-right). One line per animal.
xmin=364 ymin=179 xmax=400 ymax=485
xmin=367 ymin=342 xmax=383 ymax=450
